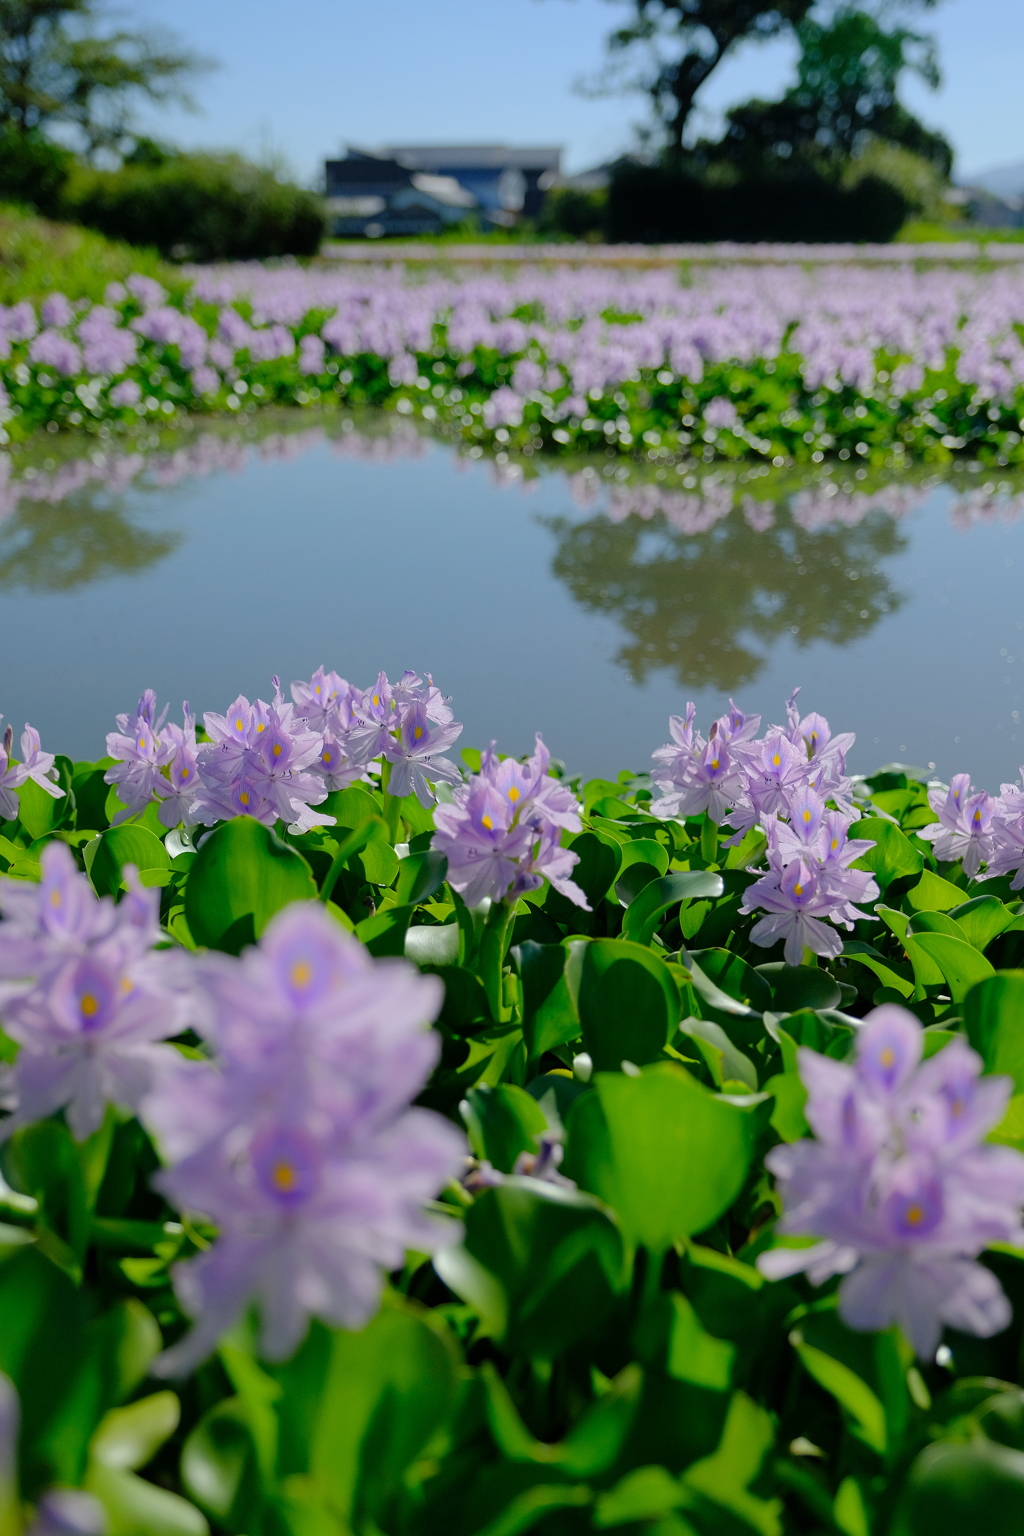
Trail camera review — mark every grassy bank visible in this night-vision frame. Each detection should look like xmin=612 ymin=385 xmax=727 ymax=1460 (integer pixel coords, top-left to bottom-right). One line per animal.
xmin=0 ymin=203 xmax=174 ymax=305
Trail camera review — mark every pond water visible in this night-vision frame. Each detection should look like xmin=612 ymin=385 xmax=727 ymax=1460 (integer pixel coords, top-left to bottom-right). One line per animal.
xmin=3 ymin=412 xmax=1024 ymax=790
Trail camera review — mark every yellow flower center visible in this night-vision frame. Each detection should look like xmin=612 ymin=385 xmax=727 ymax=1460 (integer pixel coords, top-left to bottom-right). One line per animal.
xmin=235 ymin=718 xmax=243 ymax=731
xmin=139 ymin=737 xmax=146 ymax=751
xmin=49 ymin=889 xmax=61 ymax=907
xmin=181 ymin=767 xmax=189 ymax=779
xmin=372 ymin=694 xmax=380 ymax=707
xmin=271 ymin=1161 xmax=298 ymax=1193
xmin=323 ymin=751 xmax=332 ymax=764
xmin=793 ymin=882 xmax=803 ymax=897
xmin=481 ymin=814 xmax=493 ymax=830
xmin=414 ymin=725 xmax=423 ymax=740
xmin=905 ymin=1203 xmax=924 ymax=1227
xmin=710 ymin=758 xmax=719 ymax=770
xmin=239 ymin=791 xmax=250 ymax=806
xmin=508 ymin=785 xmax=520 ymax=802
xmin=80 ymin=993 xmax=99 ymax=1018
xmin=880 ymin=1046 xmax=895 ymax=1068
xmin=273 ymin=742 xmax=283 ymax=757
xmin=290 ymin=960 xmax=313 ymax=990
xmin=803 ymin=809 xmax=812 ymax=824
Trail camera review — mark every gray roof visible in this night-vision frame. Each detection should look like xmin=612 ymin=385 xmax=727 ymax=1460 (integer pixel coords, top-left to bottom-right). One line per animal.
xmin=381 ymin=144 xmax=561 ymax=172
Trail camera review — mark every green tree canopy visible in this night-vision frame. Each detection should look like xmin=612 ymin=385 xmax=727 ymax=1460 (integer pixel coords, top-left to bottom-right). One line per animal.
xmin=0 ymin=1 xmax=206 ymax=159
xmin=716 ymin=6 xmax=952 ymax=177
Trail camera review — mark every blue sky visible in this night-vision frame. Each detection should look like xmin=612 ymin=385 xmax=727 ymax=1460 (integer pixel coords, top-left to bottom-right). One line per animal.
xmin=124 ymin=0 xmax=1023 ymax=182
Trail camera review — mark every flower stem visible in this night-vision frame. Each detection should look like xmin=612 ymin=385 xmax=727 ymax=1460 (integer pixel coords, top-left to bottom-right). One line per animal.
xmin=479 ymin=897 xmax=515 ymax=1023
xmin=700 ymin=815 xmax=719 ymax=864
xmin=379 ymin=759 xmax=403 ymax=843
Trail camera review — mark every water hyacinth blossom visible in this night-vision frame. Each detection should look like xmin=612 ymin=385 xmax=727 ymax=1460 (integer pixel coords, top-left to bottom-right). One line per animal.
xmin=758 ymin=1005 xmax=1024 ymax=1358
xmin=192 ymin=684 xmax=336 ymax=834
xmin=918 ymin=773 xmax=996 ymax=878
xmin=0 ymin=718 xmax=64 ymax=822
xmin=739 ymin=790 xmax=879 ymax=963
xmin=346 ymin=670 xmax=463 ymax=805
xmin=432 ymin=736 xmax=589 ymax=908
xmin=0 ymin=841 xmax=193 ymax=1139
xmin=140 ymin=903 xmax=465 ymax=1374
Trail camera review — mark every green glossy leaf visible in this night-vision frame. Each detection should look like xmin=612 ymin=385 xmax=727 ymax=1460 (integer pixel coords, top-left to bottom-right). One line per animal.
xmin=791 ymin=1333 xmax=886 ymax=1453
xmin=442 ymin=1180 xmax=625 ymax=1357
xmin=308 ymin=1297 xmax=460 ymax=1526
xmin=906 ymin=932 xmax=994 ymax=1004
xmin=907 ymin=909 xmax=968 ymax=942
xmin=482 ymin=1359 xmax=641 ymax=1477
xmin=894 ymin=1439 xmax=1024 ymax=1535
xmin=766 ymin=1071 xmax=809 ymax=1141
xmin=950 ymin=895 xmax=1015 ymax=951
xmin=91 ymin=1392 xmax=180 ymax=1471
xmin=681 ymin=1391 xmax=782 ymax=1536
xmin=395 ymin=849 xmax=447 ymax=906
xmin=405 ymin=923 xmax=460 ymax=966
xmin=841 ymin=941 xmax=914 ymax=999
xmin=514 ymin=939 xmax=585 ymax=1061
xmin=359 ymin=839 xmax=400 ymax=887
xmin=578 ymin=939 xmax=680 ymax=1071
xmin=181 ymin=1400 xmax=263 ymax=1533
xmin=354 ymin=903 xmax=412 ymax=957
xmin=85 ymin=1462 xmax=208 ymax=1536
xmin=755 ymin=963 xmax=841 ymax=1013
xmin=666 ymin=1292 xmax=736 ymax=1391
xmin=87 ymin=824 xmax=169 ymax=899
xmin=461 ymin=1083 xmax=548 ymax=1174
xmin=565 ymin=1063 xmax=755 ymax=1254
xmin=690 ymin=948 xmax=772 ymax=1012
xmin=594 ymin=1465 xmax=682 ymax=1528
xmin=964 ymin=972 xmax=1024 ymax=1089
xmin=184 ymin=817 xmax=317 ymax=951
xmin=622 ymin=871 xmax=724 ymax=946
xmin=566 ymin=832 xmax=621 ymax=908
xmin=72 ymin=767 xmax=113 ymax=832
xmin=679 ymin=1017 xmax=758 ymax=1091
xmin=905 ymin=870 xmax=967 ymax=912
xmin=851 ymin=817 xmax=923 ymax=887
xmin=15 ymin=776 xmax=66 ymax=840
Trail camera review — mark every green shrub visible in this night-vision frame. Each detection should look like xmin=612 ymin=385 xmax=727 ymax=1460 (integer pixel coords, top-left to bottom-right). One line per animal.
xmin=0 ymin=202 xmax=172 ymax=305
xmin=608 ymin=162 xmax=910 ymax=243
xmin=64 ymin=151 xmax=325 ymax=260
xmin=537 ymin=186 xmax=608 ymax=240
xmin=0 ymin=129 xmax=74 ymax=219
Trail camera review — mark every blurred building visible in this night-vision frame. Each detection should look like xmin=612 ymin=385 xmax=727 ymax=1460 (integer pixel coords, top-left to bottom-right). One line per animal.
xmin=324 ymin=144 xmax=561 ymax=236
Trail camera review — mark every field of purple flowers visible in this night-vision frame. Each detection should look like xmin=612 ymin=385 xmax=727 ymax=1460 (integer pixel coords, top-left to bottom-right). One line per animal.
xmin=3 ymin=260 xmax=1024 ymax=467
xmin=1 ymin=660 xmax=1024 ymax=1532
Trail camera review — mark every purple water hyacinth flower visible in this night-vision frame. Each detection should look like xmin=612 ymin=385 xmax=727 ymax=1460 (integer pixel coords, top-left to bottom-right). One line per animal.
xmin=981 ymin=770 xmax=1024 ymax=888
xmin=141 ymin=903 xmax=464 ymax=1373
xmin=158 ymin=704 xmax=200 ymax=828
xmin=650 ymin=700 xmax=760 ymax=824
xmin=918 ymin=773 xmax=996 ymax=877
xmin=740 ymin=801 xmax=878 ymax=964
xmin=105 ymin=689 xmax=174 ymax=821
xmin=109 ymin=378 xmax=142 ymax=408
xmin=758 ymin=1006 xmax=1024 ymax=1358
xmin=432 ymin=738 xmax=588 ymax=909
xmin=0 ymin=718 xmax=64 ymax=821
xmin=383 ymin=701 xmax=463 ymax=806
xmin=290 ymin=667 xmax=370 ymax=791
xmin=193 ymin=686 xmax=335 ymax=834
xmin=40 ymin=293 xmax=74 ymax=330
xmin=0 ymin=844 xmax=192 ymax=1140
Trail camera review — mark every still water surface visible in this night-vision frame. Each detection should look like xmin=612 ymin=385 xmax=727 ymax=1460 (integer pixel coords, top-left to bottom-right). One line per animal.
xmin=2 ymin=414 xmax=1023 ymax=788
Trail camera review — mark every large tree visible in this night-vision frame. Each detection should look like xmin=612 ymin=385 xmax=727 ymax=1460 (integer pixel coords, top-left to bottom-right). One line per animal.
xmin=601 ymin=1 xmax=816 ymax=159
xmin=596 ymin=0 xmax=943 ymax=161
xmin=0 ymin=1 xmax=204 ymax=160
xmin=717 ymin=6 xmax=952 ymax=176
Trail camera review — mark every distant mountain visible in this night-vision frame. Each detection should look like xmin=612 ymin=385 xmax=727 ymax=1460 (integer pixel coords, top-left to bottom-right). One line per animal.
xmin=964 ymin=161 xmax=1024 ymax=199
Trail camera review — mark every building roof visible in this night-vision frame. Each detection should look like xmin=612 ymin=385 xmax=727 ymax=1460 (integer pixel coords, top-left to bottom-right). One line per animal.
xmin=381 ymin=144 xmax=561 ymax=172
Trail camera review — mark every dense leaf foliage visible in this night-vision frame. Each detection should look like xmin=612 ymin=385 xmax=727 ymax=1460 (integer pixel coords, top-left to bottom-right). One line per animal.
xmin=1 ymin=674 xmax=1024 ymax=1534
